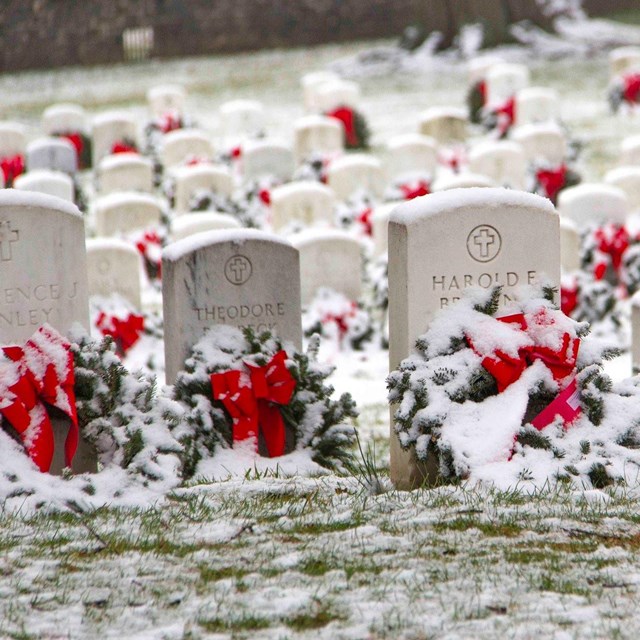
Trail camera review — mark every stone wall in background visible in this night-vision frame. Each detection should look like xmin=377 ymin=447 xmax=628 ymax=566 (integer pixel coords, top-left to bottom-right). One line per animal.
xmin=0 ymin=0 xmax=616 ymax=72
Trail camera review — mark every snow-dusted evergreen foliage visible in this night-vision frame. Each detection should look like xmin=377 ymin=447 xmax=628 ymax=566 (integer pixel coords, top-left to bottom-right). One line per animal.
xmin=171 ymin=326 xmax=358 ymax=478
xmin=387 ymin=286 xmax=640 ymax=488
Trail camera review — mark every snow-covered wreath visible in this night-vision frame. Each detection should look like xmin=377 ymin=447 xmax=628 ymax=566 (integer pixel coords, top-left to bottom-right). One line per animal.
xmin=388 ymin=286 xmax=640 ymax=489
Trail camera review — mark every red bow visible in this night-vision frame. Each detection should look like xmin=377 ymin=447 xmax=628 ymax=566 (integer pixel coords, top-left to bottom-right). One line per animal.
xmin=438 ymin=147 xmax=467 ymax=173
xmin=536 ymin=164 xmax=567 ymax=204
xmin=623 ymin=73 xmax=640 ymax=105
xmin=326 ymin=106 xmax=358 ymax=148
xmin=560 ymin=284 xmax=578 ymax=316
xmin=135 ymin=230 xmax=163 ymax=279
xmin=399 ymin=179 xmax=430 ymax=200
xmin=230 ymin=146 xmax=242 ymax=159
xmin=96 ymin=312 xmax=145 ymax=356
xmin=323 ymin=302 xmax=358 ymax=340
xmin=111 ymin=140 xmax=138 ymax=155
xmin=0 ymin=154 xmax=24 ymax=187
xmin=493 ymin=96 xmax=516 ymax=137
xmin=593 ymin=224 xmax=629 ymax=279
xmin=159 ymin=112 xmax=183 ymax=134
xmin=259 ymin=188 xmax=271 ymax=206
xmin=357 ymin=208 xmax=373 ymax=236
xmin=60 ymin=132 xmax=84 ymax=170
xmin=468 ymin=312 xmax=579 ymax=392
xmin=211 ymin=351 xmax=296 ymax=457
xmin=0 ymin=325 xmax=78 ymax=472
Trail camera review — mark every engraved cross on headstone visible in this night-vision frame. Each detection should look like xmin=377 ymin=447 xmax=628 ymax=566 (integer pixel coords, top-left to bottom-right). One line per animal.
xmin=0 ymin=220 xmax=19 ymax=261
xmin=229 ymin=256 xmax=248 ymax=283
xmin=474 ymin=228 xmax=495 ymax=258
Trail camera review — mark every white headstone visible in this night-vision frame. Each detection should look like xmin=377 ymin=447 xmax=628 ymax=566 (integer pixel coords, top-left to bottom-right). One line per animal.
xmin=170 ymin=212 xmax=241 ymax=242
xmin=26 ymin=137 xmax=77 ymax=174
xmin=386 ymin=133 xmax=438 ymax=181
xmin=42 ymin=103 xmax=87 ymax=135
xmin=610 ymin=46 xmax=640 ymax=77
xmin=605 ymin=166 xmax=640 ymax=211
xmin=160 ymin=129 xmax=213 ymax=168
xmin=432 ymin=172 xmax=496 ymax=191
xmin=0 ymin=190 xmax=94 ymax=474
xmin=93 ymin=192 xmax=163 ymax=237
xmin=97 ymin=153 xmax=154 ymax=194
xmin=620 ymin=136 xmax=640 ymax=166
xmin=293 ymin=115 xmax=344 ymax=163
xmin=467 ymin=54 xmax=505 ymax=86
xmin=86 ymin=238 xmax=143 ymax=308
xmin=219 ymin=100 xmax=265 ymax=142
xmin=91 ymin=112 xmax=138 ymax=166
xmin=270 ymin=181 xmax=336 ymax=231
xmin=313 ymin=79 xmax=360 ymax=112
xmin=147 ymin=84 xmax=187 ymax=118
xmin=468 ymin=140 xmax=526 ymax=189
xmin=326 ymin=153 xmax=384 ymax=201
xmin=14 ymin=170 xmax=74 ymax=202
xmin=290 ymin=229 xmax=362 ymax=305
xmin=486 ymin=63 xmax=530 ymax=106
xmin=560 ymin=217 xmax=581 ymax=273
xmin=0 ymin=122 xmax=26 ymax=158
xmin=301 ymin=70 xmax=341 ymax=112
xmin=241 ymin=139 xmax=295 ymax=183
xmin=172 ymin=164 xmax=234 ymax=212
xmin=418 ymin=107 xmax=468 ymax=144
xmin=372 ymin=201 xmax=401 ymax=256
xmin=512 ymin=122 xmax=566 ymax=165
xmin=388 ymin=188 xmax=559 ymax=489
xmin=558 ymin=183 xmax=629 ymax=230
xmin=162 ymin=229 xmax=302 ymax=380
xmin=515 ymin=87 xmax=560 ymax=126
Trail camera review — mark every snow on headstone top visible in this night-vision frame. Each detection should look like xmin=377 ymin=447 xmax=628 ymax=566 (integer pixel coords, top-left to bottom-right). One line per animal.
xmin=14 ymin=170 xmax=74 ymax=202
xmin=170 ymin=212 xmax=241 ymax=242
xmin=557 ymin=183 xmax=629 ymax=228
xmin=432 ymin=172 xmax=496 ymax=192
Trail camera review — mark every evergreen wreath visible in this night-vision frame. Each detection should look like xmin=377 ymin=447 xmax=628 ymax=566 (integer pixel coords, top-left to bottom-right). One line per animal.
xmin=387 ymin=286 xmax=631 ymax=487
xmin=171 ymin=325 xmax=358 ymax=479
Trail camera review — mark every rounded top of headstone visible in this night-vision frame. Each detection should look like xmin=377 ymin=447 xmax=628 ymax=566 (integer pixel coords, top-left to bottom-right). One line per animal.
xmin=328 ymin=153 xmax=382 ymax=171
xmin=43 ymin=102 xmax=85 ymax=119
xmin=170 ymin=212 xmax=242 ymax=241
xmin=289 ymin=227 xmax=362 ymax=248
xmin=294 ymin=114 xmax=342 ymax=131
xmin=419 ymin=106 xmax=467 ymax=122
xmin=243 ymin=138 xmax=291 ymax=154
xmin=432 ymin=172 xmax=496 ymax=191
xmin=467 ymin=54 xmax=505 ymax=83
xmin=609 ymin=46 xmax=640 ymax=63
xmin=93 ymin=191 xmax=163 ymax=211
xmin=271 ymin=180 xmax=334 ymax=200
xmin=99 ymin=152 xmax=152 ymax=170
xmin=372 ymin=201 xmax=403 ymax=222
xmin=605 ymin=165 xmax=640 ymax=183
xmin=86 ymin=237 xmax=140 ymax=254
xmin=219 ymin=99 xmax=263 ymax=115
xmin=389 ymin=188 xmax=555 ymax=226
xmin=468 ymin=139 xmax=524 ymax=161
xmin=92 ymin=111 xmax=136 ymax=127
xmin=621 ymin=135 xmax=640 ymax=152
xmin=0 ymin=187 xmax=81 ymax=218
xmin=512 ymin=121 xmax=564 ymax=140
xmin=300 ymin=70 xmax=340 ymax=89
xmin=14 ymin=169 xmax=73 ymax=187
xmin=162 ymin=228 xmax=294 ymax=263
xmin=0 ymin=121 xmax=26 ymax=136
xmin=27 ymin=136 xmax=75 ymax=154
xmin=171 ymin=162 xmax=230 ymax=180
xmin=387 ymin=133 xmax=438 ymax=150
xmin=558 ymin=183 xmax=629 ymax=226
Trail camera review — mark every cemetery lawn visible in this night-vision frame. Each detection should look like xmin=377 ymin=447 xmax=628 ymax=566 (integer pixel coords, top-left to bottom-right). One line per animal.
xmin=3 ymin=475 xmax=640 ymax=639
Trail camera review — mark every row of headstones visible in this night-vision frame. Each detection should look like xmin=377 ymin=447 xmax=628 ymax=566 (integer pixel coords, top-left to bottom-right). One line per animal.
xmin=0 ymin=186 xmax=562 ymax=487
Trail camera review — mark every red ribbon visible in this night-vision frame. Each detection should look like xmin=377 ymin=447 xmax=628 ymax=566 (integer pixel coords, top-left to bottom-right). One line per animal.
xmin=323 ymin=302 xmax=358 ymax=339
xmin=399 ymin=179 xmax=430 ymax=200
xmin=230 ymin=145 xmax=242 ymax=159
xmin=159 ymin=112 xmax=183 ymax=134
xmin=493 ymin=96 xmax=516 ymax=137
xmin=0 ymin=154 xmax=24 ymax=187
xmin=60 ymin=132 xmax=84 ymax=170
xmin=135 ymin=230 xmax=163 ymax=279
xmin=259 ymin=188 xmax=271 ymax=206
xmin=0 ymin=325 xmax=78 ymax=472
xmin=623 ymin=73 xmax=640 ymax=105
xmin=326 ymin=106 xmax=358 ymax=148
xmin=468 ymin=312 xmax=579 ymax=392
xmin=560 ymin=285 xmax=578 ymax=316
xmin=536 ymin=164 xmax=567 ymax=204
xmin=96 ymin=312 xmax=145 ymax=356
xmin=357 ymin=208 xmax=373 ymax=236
xmin=593 ymin=224 xmax=629 ymax=278
xmin=531 ymin=377 xmax=581 ymax=430
xmin=111 ymin=140 xmax=138 ymax=155
xmin=211 ymin=351 xmax=296 ymax=457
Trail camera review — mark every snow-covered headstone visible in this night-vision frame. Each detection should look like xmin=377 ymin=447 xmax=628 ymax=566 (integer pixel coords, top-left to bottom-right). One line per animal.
xmin=301 ymin=70 xmax=341 ymax=112
xmin=558 ymin=183 xmax=629 ymax=230
xmin=290 ymin=229 xmax=362 ymax=305
xmin=326 ymin=153 xmax=384 ymax=201
xmin=242 ymin=139 xmax=295 ymax=184
xmin=219 ymin=99 xmax=265 ymax=143
xmin=147 ymin=84 xmax=187 ymax=118
xmin=160 ymin=129 xmax=213 ymax=168
xmin=41 ymin=103 xmax=86 ymax=136
xmin=93 ymin=192 xmax=163 ymax=237
xmin=172 ymin=164 xmax=233 ymax=213
xmin=620 ymin=136 xmax=640 ymax=166
xmin=26 ymin=137 xmax=77 ymax=175
xmin=388 ymin=188 xmax=560 ymax=489
xmin=162 ymin=229 xmax=302 ymax=381
xmin=485 ymin=63 xmax=530 ymax=107
xmin=313 ymin=79 xmax=360 ymax=113
xmin=293 ymin=115 xmax=344 ymax=163
xmin=97 ymin=153 xmax=154 ymax=194
xmin=512 ymin=122 xmax=566 ymax=165
xmin=515 ymin=87 xmax=560 ymax=126
xmin=431 ymin=172 xmax=496 ymax=191
xmin=385 ymin=133 xmax=438 ymax=182
xmin=609 ymin=46 xmax=640 ymax=78
xmin=86 ymin=238 xmax=143 ymax=308
xmin=560 ymin=217 xmax=581 ymax=273
xmin=372 ymin=201 xmax=401 ymax=257
xmin=270 ymin=181 xmax=335 ymax=232
xmin=0 ymin=190 xmax=95 ymax=474
xmin=91 ymin=112 xmax=138 ymax=167
xmin=170 ymin=212 xmax=241 ymax=242
xmin=0 ymin=122 xmax=26 ymax=158
xmin=468 ymin=140 xmax=526 ymax=189
xmin=418 ymin=107 xmax=467 ymax=144
xmin=605 ymin=166 xmax=640 ymax=212
xmin=14 ymin=170 xmax=74 ymax=202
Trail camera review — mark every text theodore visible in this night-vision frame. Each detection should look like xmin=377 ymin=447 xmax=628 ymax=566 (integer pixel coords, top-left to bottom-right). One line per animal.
xmin=194 ymin=301 xmax=286 ymax=332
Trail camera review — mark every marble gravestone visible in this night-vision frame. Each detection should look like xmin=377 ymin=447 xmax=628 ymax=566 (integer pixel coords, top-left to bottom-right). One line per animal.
xmin=172 ymin=164 xmax=233 ymax=213
xmin=290 ymin=229 xmax=363 ymax=305
xmin=300 ymin=70 xmax=341 ymax=112
xmin=313 ymin=79 xmax=360 ymax=113
xmin=160 ymin=129 xmax=214 ymax=168
xmin=515 ymin=87 xmax=560 ymax=126
xmin=326 ymin=154 xmax=384 ymax=201
xmin=485 ymin=63 xmax=530 ymax=107
xmin=388 ymin=188 xmax=560 ymax=489
xmin=468 ymin=140 xmax=526 ymax=189
xmin=620 ymin=136 xmax=640 ymax=166
xmin=270 ymin=181 xmax=336 ymax=231
xmin=93 ymin=192 xmax=163 ymax=237
xmin=42 ymin=103 xmax=86 ymax=136
xmin=86 ymin=238 xmax=143 ymax=308
xmin=609 ymin=46 xmax=640 ymax=78
xmin=293 ymin=115 xmax=344 ymax=163
xmin=91 ymin=112 xmax=138 ymax=166
xmin=219 ymin=99 xmax=265 ymax=143
xmin=385 ymin=133 xmax=438 ymax=182
xmin=147 ymin=84 xmax=187 ymax=118
xmin=162 ymin=229 xmax=302 ymax=381
xmin=0 ymin=190 xmax=95 ymax=474
xmin=14 ymin=170 xmax=75 ymax=202
xmin=605 ymin=166 xmax=640 ymax=211
xmin=512 ymin=122 xmax=566 ymax=166
xmin=242 ymin=139 xmax=295 ymax=184
xmin=558 ymin=183 xmax=629 ymax=230
xmin=98 ymin=153 xmax=154 ymax=194
xmin=27 ymin=137 xmax=77 ymax=174
xmin=170 ymin=212 xmax=241 ymax=242
xmin=418 ymin=107 xmax=467 ymax=144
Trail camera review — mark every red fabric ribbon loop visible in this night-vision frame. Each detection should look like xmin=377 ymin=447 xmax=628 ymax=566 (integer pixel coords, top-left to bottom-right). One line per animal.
xmin=96 ymin=312 xmax=145 ymax=356
xmin=536 ymin=164 xmax=567 ymax=203
xmin=326 ymin=106 xmax=358 ymax=148
xmin=111 ymin=140 xmax=138 ymax=155
xmin=0 ymin=154 xmax=25 ymax=187
xmin=399 ymin=180 xmax=430 ymax=201
xmin=211 ymin=350 xmax=296 ymax=458
xmin=623 ymin=73 xmax=640 ymax=104
xmin=0 ymin=325 xmax=78 ymax=472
